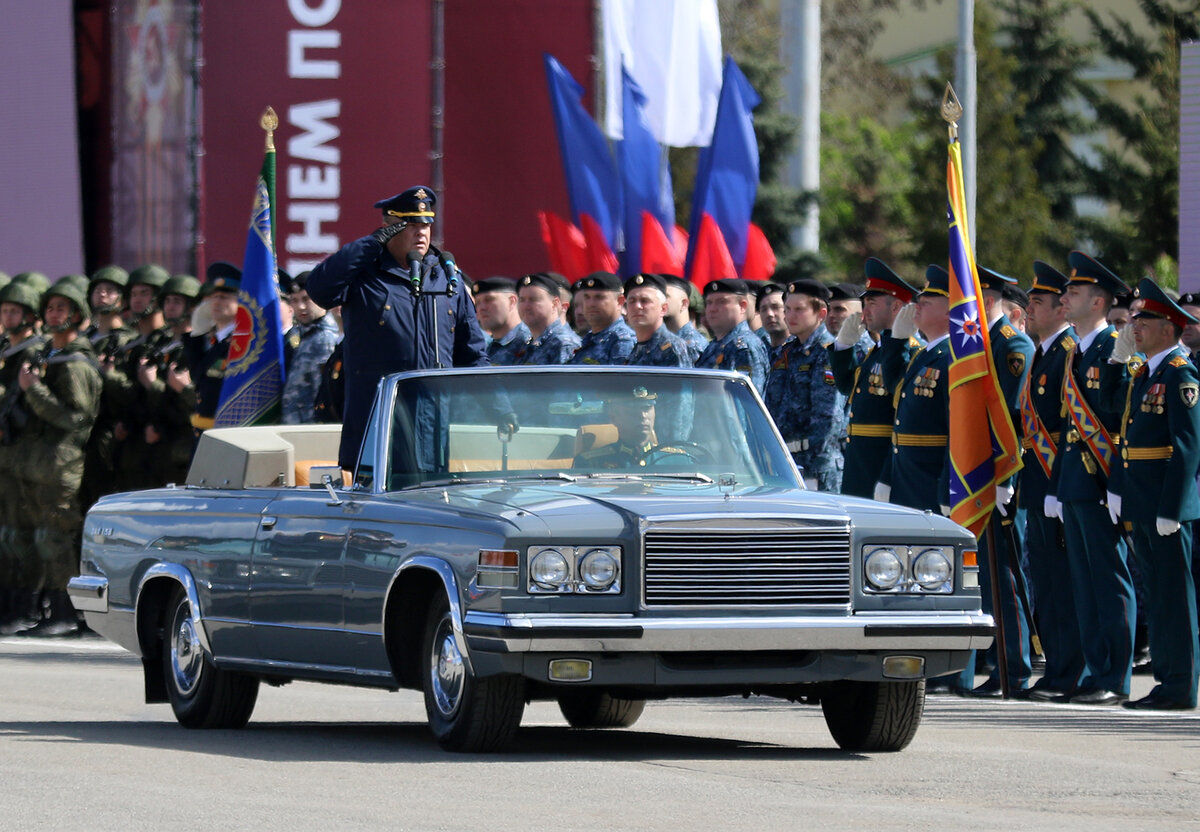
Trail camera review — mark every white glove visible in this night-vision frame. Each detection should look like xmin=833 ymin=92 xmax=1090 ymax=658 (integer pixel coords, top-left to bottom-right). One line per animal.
xmin=873 ymin=482 xmax=891 ymax=503
xmin=1156 ymin=517 xmax=1181 ymax=536
xmin=891 ymin=303 xmax=918 ymax=340
xmin=1106 ymin=491 xmax=1122 ymax=525
xmin=1110 ymin=323 xmax=1136 ymax=364
xmin=995 ymin=484 xmax=1016 ymax=517
xmin=190 ymin=298 xmax=214 ymax=334
xmin=835 ymin=311 xmax=865 ymax=349
xmin=940 ymin=504 xmax=952 ymax=517
xmin=1043 ymin=495 xmax=1063 ymax=521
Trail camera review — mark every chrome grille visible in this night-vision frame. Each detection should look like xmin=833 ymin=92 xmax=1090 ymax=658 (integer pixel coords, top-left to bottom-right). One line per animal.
xmin=643 ymin=526 xmax=851 ymax=606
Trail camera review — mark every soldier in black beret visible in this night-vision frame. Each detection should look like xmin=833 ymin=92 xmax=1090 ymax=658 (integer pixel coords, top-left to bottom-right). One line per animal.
xmin=281 ymin=269 xmax=339 ymax=425
xmin=473 ymin=277 xmax=529 ymax=366
xmin=517 ymin=273 xmax=581 ymax=365
xmin=623 ymin=273 xmax=691 ymax=369
xmin=755 ymin=282 xmax=790 ymax=357
xmin=569 ymin=272 xmax=635 ymax=365
xmin=660 ymin=274 xmax=708 ymax=363
xmin=696 ymin=279 xmax=769 ymax=392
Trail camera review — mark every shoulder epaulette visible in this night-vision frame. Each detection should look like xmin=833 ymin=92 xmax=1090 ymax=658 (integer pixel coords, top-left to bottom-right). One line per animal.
xmin=1110 ymin=330 xmax=1120 ymax=339
xmin=1000 ymin=324 xmax=1017 ymax=338
xmin=908 ymin=337 xmax=922 ymax=349
xmin=1060 ymin=335 xmax=1076 ymax=351
xmin=1170 ymin=355 xmax=1189 ymax=368
xmin=660 ymin=342 xmax=671 ymax=352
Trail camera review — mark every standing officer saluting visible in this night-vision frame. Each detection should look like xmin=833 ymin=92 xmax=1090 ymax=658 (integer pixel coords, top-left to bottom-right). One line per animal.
xmin=1104 ymin=279 xmax=1200 ymax=710
xmin=307 ymin=186 xmax=489 ymax=471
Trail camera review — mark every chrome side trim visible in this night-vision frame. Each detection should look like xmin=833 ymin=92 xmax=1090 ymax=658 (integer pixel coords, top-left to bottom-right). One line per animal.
xmin=67 ymin=575 xmax=109 ymax=613
xmin=218 ymin=656 xmax=396 ymax=681
xmin=388 ymin=556 xmax=472 ymax=676
xmin=136 ymin=563 xmax=213 ymax=657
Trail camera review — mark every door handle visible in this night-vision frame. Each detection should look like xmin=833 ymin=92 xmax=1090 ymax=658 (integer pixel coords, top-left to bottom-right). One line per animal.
xmin=261 ymin=515 xmax=277 ymax=529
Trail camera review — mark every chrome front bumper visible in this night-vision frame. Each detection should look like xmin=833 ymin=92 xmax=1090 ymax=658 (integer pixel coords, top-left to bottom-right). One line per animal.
xmin=67 ymin=575 xmax=109 ymax=613
xmin=462 ymin=610 xmax=995 ymax=653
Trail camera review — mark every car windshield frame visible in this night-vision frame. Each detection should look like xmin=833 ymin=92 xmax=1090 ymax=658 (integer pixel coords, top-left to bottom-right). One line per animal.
xmin=355 ymin=366 xmax=801 ymax=494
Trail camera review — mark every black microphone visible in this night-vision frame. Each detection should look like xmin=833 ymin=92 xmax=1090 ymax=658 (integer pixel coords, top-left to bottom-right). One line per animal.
xmin=406 ymin=250 xmax=423 ymax=294
xmin=439 ymin=251 xmax=460 ymax=296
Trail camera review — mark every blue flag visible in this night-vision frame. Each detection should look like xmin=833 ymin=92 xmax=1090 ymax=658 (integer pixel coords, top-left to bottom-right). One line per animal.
xmin=685 ymin=57 xmax=761 ymax=277
xmin=618 ymin=65 xmax=674 ymax=276
xmin=544 ymin=53 xmax=623 ymax=254
xmin=215 ymin=151 xmax=285 ymax=427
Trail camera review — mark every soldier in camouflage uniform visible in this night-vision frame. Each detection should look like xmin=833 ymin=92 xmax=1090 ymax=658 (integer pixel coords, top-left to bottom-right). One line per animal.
xmin=569 ymin=272 xmax=636 ymax=365
xmin=696 ymin=279 xmax=769 ymax=393
xmin=755 ymin=282 xmax=792 ymax=361
xmin=472 ymin=277 xmax=530 ymax=366
xmin=9 ymin=282 xmax=102 ymax=636
xmin=0 ymin=278 xmax=47 ymax=632
xmin=764 ymin=280 xmax=844 ymax=491
xmin=662 ymin=274 xmax=709 ymax=364
xmin=80 ymin=266 xmax=134 ymax=508
xmin=281 ymin=270 xmax=340 ymax=424
xmin=623 ymin=273 xmax=692 ymax=368
xmin=517 ymin=273 xmax=581 ymax=365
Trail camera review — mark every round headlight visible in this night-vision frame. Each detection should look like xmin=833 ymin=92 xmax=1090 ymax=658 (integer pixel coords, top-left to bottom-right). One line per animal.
xmin=579 ymin=548 xmax=618 ymax=589
xmin=530 ymin=549 xmax=570 ymax=588
xmin=865 ymin=547 xmax=903 ymax=590
xmin=912 ymin=548 xmax=952 ymax=589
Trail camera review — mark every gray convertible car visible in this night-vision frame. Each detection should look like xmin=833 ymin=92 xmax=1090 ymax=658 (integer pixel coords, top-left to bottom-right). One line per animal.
xmin=69 ymin=366 xmax=992 ymax=752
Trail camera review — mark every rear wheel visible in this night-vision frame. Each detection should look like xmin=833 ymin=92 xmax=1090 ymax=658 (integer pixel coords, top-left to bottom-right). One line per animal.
xmin=162 ymin=586 xmax=258 ymax=729
xmin=422 ymin=595 xmax=524 ymax=752
xmin=557 ymin=691 xmax=646 ymax=729
xmin=821 ymin=679 xmax=924 ymax=752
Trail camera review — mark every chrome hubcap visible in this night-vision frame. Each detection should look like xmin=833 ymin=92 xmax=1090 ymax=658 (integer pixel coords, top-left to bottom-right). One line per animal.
xmin=170 ymin=606 xmax=203 ymax=697
xmin=430 ymin=616 xmax=465 ymax=718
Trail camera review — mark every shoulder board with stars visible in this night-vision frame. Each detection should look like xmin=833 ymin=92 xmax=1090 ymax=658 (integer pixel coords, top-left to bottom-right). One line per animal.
xmin=1170 ymin=355 xmax=1190 ymax=368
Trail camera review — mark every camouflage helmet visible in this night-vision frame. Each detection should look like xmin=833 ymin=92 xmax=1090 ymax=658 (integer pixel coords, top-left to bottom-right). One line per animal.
xmin=88 ymin=265 xmax=129 ymax=292
xmin=56 ymin=273 xmax=92 ymax=296
xmin=0 ymin=279 xmax=43 ymax=314
xmin=12 ymin=271 xmax=51 ymax=294
xmin=159 ymin=274 xmax=202 ymax=302
xmin=0 ymin=271 xmax=9 ymax=291
xmin=41 ymin=281 xmax=91 ymax=322
xmin=128 ymin=263 xmax=170 ymax=290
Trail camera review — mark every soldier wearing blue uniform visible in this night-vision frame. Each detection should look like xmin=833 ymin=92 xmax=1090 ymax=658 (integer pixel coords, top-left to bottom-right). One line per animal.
xmin=516 ymin=273 xmax=581 ymax=365
xmin=623 ymin=273 xmax=692 ymax=367
xmin=764 ymin=279 xmax=843 ymax=491
xmin=472 ymin=277 xmax=530 ymax=366
xmin=755 ymin=282 xmax=792 ymax=361
xmin=967 ymin=266 xmax=1037 ymax=697
xmin=307 ymin=186 xmax=490 ymax=470
xmin=1044 ymin=251 xmax=1135 ymax=706
xmin=1021 ymin=262 xmax=1086 ymax=702
xmin=695 ymin=279 xmax=769 ymax=393
xmin=828 ymin=259 xmax=919 ymax=499
xmin=661 ymin=274 xmax=709 ymax=364
xmin=1105 ymin=279 xmax=1200 ymax=710
xmin=280 ymin=270 xmax=339 ymax=424
xmin=568 ymin=272 xmax=636 ymax=365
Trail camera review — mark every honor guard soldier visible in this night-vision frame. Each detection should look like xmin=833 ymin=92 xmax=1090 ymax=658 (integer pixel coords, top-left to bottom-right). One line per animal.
xmin=184 ymin=262 xmax=243 ymax=442
xmin=829 ymin=258 xmax=919 ymax=499
xmin=517 ymin=272 xmax=581 ymax=365
xmin=1020 ymin=262 xmax=1086 ymax=702
xmin=696 ymin=278 xmax=769 ymax=393
xmin=1044 ymin=251 xmax=1135 ymax=706
xmin=1104 ymin=279 xmax=1200 ymax=710
xmin=967 ymin=266 xmax=1037 ymax=697
xmin=755 ymin=282 xmax=791 ymax=360
xmin=624 ymin=273 xmax=692 ymax=367
xmin=306 ymin=186 xmax=490 ymax=470
xmin=569 ymin=272 xmax=636 ymax=364
xmin=472 ymin=277 xmax=530 ymax=366
xmin=10 ymin=281 xmax=102 ymax=635
xmin=280 ymin=270 xmax=339 ymax=424
xmin=661 ymin=274 xmax=709 ymax=364
xmin=764 ymin=279 xmax=843 ymax=491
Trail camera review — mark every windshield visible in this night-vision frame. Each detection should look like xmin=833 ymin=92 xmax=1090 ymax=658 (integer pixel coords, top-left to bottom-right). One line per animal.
xmin=380 ymin=370 xmax=798 ymax=491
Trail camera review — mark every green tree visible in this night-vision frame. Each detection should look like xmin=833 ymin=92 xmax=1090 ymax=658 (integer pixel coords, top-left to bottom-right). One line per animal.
xmin=1077 ymin=0 xmax=1199 ymax=282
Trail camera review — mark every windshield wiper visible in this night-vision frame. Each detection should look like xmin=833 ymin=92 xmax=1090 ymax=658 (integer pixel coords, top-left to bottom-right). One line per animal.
xmin=505 ymin=472 xmax=579 ymax=482
xmin=639 ymin=472 xmax=714 ymax=483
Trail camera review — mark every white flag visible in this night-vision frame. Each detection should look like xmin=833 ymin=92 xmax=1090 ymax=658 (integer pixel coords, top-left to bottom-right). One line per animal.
xmin=603 ymin=0 xmax=722 ymax=148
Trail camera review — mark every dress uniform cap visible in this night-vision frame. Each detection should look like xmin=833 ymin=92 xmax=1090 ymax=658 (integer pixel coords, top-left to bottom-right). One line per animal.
xmin=607 ymin=385 xmax=658 ymax=406
xmin=1134 ymin=278 xmax=1198 ymax=328
xmin=0 ymin=279 xmax=43 ymax=312
xmin=41 ymin=280 xmax=90 ymax=319
xmin=88 ymin=265 xmax=129 ymax=291
xmin=159 ymin=274 xmax=201 ymax=301
xmin=1067 ymin=250 xmax=1129 ymax=297
xmin=978 ymin=265 xmax=1017 ymax=292
xmin=828 ymin=281 xmax=862 ymax=302
xmin=204 ymin=261 xmax=242 ymax=295
xmin=373 ymin=186 xmax=436 ymax=223
xmin=1030 ymin=261 xmax=1069 ymax=295
xmin=127 ymin=263 xmax=170 ymax=290
xmin=1002 ymin=283 xmax=1029 ymax=309
xmin=624 ymin=273 xmax=667 ymax=295
xmin=921 ymin=265 xmax=950 ymax=297
xmin=785 ymin=279 xmax=831 ymax=301
xmin=473 ymin=276 xmax=518 ymax=296
xmin=12 ymin=271 xmax=50 ymax=293
xmin=703 ymin=278 xmax=750 ymax=297
xmin=862 ymin=257 xmax=918 ymax=302
xmin=579 ymin=271 xmax=623 ymax=292
xmin=517 ymin=272 xmax=560 ymax=296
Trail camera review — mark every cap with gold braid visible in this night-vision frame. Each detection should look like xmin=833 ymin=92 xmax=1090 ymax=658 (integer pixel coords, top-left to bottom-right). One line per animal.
xmin=374 ymin=186 xmax=437 ymax=224
xmin=862 ymin=257 xmax=918 ymax=302
xmin=1066 ymin=250 xmax=1129 ymax=298
xmin=1134 ymin=277 xmax=1198 ymax=329
xmin=1030 ymin=261 xmax=1069 ymax=295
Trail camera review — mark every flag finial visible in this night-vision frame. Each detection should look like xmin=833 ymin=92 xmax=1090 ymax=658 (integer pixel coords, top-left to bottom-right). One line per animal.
xmin=941 ymin=83 xmax=963 ymax=140
xmin=260 ymin=106 xmax=278 ymax=152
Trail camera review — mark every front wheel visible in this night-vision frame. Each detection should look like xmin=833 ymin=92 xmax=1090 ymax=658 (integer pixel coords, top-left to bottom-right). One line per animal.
xmin=162 ymin=586 xmax=258 ymax=729
xmin=422 ymin=596 xmax=525 ymax=752
xmin=821 ymin=679 xmax=924 ymax=752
